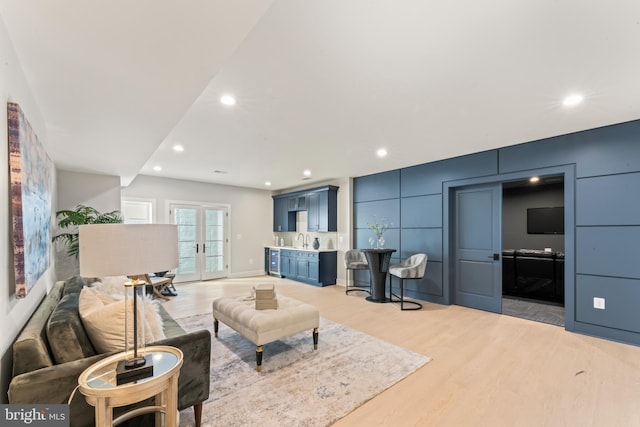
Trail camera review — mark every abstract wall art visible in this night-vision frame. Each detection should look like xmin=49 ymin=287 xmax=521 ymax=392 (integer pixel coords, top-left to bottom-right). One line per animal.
xmin=8 ymin=102 xmax=53 ymax=298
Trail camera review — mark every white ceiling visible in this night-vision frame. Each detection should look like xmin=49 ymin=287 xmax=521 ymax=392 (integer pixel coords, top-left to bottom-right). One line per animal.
xmin=2 ymin=1 xmax=640 ymax=191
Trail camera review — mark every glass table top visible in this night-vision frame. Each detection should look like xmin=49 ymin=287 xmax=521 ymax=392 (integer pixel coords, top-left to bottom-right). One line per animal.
xmin=85 ymin=350 xmax=179 ymax=390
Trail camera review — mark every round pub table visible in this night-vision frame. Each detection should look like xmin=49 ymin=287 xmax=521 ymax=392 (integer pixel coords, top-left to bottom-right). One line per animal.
xmin=361 ymin=248 xmax=396 ymax=302
xmin=78 ymin=345 xmax=183 ymax=427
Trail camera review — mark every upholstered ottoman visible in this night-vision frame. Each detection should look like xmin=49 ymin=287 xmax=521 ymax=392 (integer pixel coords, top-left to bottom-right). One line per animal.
xmin=211 ymin=295 xmax=319 ymax=372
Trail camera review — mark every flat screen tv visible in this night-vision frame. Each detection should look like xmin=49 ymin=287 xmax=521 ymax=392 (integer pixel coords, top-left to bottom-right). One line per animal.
xmin=527 ymin=207 xmax=564 ymax=234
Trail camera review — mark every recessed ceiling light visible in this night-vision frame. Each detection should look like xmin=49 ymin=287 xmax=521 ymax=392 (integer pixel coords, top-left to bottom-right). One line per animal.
xmin=376 ymin=148 xmax=388 ymax=158
xmin=172 ymin=144 xmax=184 ymax=152
xmin=303 ymin=169 xmax=311 ymax=177
xmin=563 ymin=94 xmax=583 ymax=107
xmin=153 ymin=165 xmax=162 ymax=172
xmin=529 ymin=176 xmax=540 ymax=183
xmin=220 ymin=94 xmax=236 ymax=106
xmin=265 ymin=181 xmax=272 ymax=187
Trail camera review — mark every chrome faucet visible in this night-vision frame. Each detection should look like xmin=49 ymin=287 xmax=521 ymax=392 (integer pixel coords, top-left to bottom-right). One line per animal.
xmin=297 ymin=233 xmax=307 ymax=248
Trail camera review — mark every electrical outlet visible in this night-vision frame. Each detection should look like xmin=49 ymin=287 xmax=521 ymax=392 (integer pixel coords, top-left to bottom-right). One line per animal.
xmin=593 ymin=297 xmax=605 ymax=310
xmin=249 ymin=258 xmax=254 ymax=265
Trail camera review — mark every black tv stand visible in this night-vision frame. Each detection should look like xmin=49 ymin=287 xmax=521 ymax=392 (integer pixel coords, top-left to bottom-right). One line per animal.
xmin=502 ymin=249 xmax=564 ymax=304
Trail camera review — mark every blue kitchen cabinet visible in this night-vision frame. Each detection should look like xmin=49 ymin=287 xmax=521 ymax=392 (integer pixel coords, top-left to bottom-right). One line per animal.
xmin=280 ymin=249 xmax=294 ymax=276
xmin=280 ymin=250 xmax=336 ymax=287
xmin=307 ymin=186 xmax=338 ymax=232
xmin=273 ymin=185 xmax=338 ymax=232
xmin=307 ymin=192 xmax=319 ymax=231
xmin=288 ymin=194 xmax=307 ymax=211
xmin=273 ymin=195 xmax=295 ymax=232
xmin=296 ymin=255 xmax=309 ymax=280
xmin=308 ymin=257 xmax=320 ymax=282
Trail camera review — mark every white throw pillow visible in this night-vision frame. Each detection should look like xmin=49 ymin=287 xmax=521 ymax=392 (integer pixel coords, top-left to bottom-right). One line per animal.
xmin=90 ymin=276 xmax=129 ymax=296
xmin=143 ymin=297 xmax=165 ymax=343
xmin=92 ymin=277 xmax=165 ymax=342
xmin=79 ymin=287 xmax=165 ymax=353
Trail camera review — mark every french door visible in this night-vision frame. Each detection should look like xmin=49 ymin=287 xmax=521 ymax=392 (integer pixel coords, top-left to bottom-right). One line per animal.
xmin=169 ymin=203 xmax=229 ymax=283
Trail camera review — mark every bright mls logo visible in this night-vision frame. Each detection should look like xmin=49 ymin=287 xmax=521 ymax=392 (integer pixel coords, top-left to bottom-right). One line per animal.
xmin=1 ymin=404 xmax=68 ymax=426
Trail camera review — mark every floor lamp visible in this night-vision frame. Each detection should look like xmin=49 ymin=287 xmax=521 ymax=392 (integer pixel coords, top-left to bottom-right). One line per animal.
xmin=79 ymin=223 xmax=179 ymax=384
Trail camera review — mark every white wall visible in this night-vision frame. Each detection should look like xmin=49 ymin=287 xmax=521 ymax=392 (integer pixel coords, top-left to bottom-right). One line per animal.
xmin=54 ymin=170 xmax=122 ymax=280
xmin=0 ymin=16 xmax=55 ymax=403
xmin=56 ymin=170 xmax=121 ymax=213
xmin=331 ymin=177 xmax=352 ymax=285
xmin=122 ymin=175 xmax=274 ymax=277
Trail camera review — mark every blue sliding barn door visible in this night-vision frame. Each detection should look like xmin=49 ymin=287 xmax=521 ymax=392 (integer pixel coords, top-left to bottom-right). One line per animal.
xmin=453 ymin=184 xmax=502 ymax=313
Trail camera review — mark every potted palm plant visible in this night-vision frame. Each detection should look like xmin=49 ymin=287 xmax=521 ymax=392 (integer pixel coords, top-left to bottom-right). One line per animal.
xmin=52 ymin=205 xmax=122 ymax=258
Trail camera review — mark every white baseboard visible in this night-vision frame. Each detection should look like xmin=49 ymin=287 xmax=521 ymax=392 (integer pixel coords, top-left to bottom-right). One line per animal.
xmin=228 ymin=269 xmax=269 ymax=278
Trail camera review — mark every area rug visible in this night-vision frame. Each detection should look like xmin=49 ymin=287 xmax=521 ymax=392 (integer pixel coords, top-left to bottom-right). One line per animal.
xmin=175 ymin=313 xmax=431 ymax=427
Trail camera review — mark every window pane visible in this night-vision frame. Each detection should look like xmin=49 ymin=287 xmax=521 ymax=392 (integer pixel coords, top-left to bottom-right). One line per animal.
xmin=122 ymin=200 xmax=153 ymax=224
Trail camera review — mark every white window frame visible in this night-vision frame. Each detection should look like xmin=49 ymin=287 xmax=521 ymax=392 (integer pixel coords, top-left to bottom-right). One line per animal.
xmin=121 ymin=197 xmax=156 ymax=224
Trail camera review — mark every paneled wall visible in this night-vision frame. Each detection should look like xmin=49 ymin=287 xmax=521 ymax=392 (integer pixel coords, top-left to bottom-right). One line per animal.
xmin=353 ymin=119 xmax=640 ymax=345
xmin=353 ymin=151 xmax=498 ymax=303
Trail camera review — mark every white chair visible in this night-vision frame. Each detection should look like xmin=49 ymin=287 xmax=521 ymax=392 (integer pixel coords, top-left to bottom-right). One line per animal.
xmin=344 ymin=249 xmax=370 ymax=295
xmin=388 ymin=253 xmax=428 ymax=310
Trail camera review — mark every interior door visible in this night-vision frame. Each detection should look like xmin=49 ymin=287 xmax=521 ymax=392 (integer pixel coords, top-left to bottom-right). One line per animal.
xmin=170 ymin=204 xmax=228 ymax=283
xmin=453 ymin=184 xmax=502 ymax=313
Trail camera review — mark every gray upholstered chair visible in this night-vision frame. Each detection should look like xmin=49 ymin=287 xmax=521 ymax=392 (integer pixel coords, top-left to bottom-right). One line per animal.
xmin=344 ymin=249 xmax=370 ymax=295
xmin=389 ymin=253 xmax=428 ymax=310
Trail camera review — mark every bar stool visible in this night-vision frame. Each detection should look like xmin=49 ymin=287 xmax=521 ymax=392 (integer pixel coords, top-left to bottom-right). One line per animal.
xmin=388 ymin=253 xmax=428 ymax=310
xmin=344 ymin=249 xmax=370 ymax=295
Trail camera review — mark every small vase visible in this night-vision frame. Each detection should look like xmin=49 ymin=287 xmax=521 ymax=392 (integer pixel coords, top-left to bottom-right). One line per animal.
xmin=312 ymin=237 xmax=320 ymax=250
xmin=376 ymin=237 xmax=385 ymax=249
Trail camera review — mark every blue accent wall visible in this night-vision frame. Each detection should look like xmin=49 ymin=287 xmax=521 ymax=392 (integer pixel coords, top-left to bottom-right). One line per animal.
xmin=353 ymin=119 xmax=640 ymax=346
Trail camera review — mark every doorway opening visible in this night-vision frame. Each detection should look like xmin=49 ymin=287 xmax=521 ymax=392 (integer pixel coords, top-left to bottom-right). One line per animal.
xmin=501 ymin=175 xmax=565 ymax=326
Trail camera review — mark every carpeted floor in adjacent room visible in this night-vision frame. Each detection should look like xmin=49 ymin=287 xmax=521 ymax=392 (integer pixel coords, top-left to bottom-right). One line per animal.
xmin=502 ymin=296 xmax=565 ymax=326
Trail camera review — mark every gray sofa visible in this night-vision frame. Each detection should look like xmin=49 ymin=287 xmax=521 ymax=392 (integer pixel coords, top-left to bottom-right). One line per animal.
xmin=8 ymin=276 xmax=210 ymax=427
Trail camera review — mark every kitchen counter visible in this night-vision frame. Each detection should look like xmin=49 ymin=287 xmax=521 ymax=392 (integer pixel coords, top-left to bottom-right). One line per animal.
xmin=266 ymin=246 xmax=337 ymax=253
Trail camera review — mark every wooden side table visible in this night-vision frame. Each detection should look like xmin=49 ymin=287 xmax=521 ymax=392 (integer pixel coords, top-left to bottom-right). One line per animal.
xmin=78 ymin=346 xmax=183 ymax=427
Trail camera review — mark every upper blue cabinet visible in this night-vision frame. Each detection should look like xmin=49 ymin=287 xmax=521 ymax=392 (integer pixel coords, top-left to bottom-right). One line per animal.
xmin=273 ymin=185 xmax=338 ymax=232
xmin=288 ymin=194 xmax=307 ymax=211
xmin=273 ymin=195 xmax=295 ymax=232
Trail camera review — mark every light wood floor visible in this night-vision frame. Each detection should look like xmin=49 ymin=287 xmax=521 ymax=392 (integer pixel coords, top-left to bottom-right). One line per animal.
xmin=162 ymin=275 xmax=640 ymax=427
